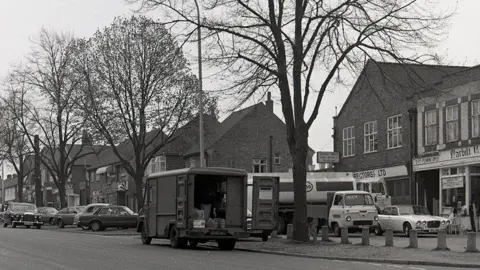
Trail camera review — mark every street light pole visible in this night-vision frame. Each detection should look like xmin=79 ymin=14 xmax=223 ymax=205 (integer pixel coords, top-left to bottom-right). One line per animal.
xmin=194 ymin=0 xmax=205 ymax=168
xmin=1 ymin=160 xmax=4 ymax=205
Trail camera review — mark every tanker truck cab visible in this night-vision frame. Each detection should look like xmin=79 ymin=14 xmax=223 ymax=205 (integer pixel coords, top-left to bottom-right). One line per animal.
xmin=356 ymin=179 xmax=391 ymax=211
xmin=329 ymin=191 xmax=380 ymax=237
xmin=138 ymin=167 xmax=279 ymax=250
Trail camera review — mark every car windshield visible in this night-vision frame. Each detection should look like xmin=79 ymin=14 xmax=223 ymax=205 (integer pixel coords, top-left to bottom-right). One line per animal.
xmin=120 ymin=206 xmax=135 ymax=215
xmin=44 ymin=208 xmax=58 ymax=214
xmin=398 ymin=205 xmax=430 ymax=215
xmin=344 ymin=194 xmax=374 ymax=206
xmin=12 ymin=204 xmax=37 ymax=212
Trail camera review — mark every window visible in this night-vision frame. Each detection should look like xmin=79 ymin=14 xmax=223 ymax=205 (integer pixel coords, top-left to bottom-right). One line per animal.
xmin=98 ymin=208 xmax=113 ymax=215
xmin=274 ymin=153 xmax=281 ymax=165
xmin=333 ymin=195 xmax=343 ymax=206
xmin=387 ymin=115 xmax=403 ymax=149
xmin=364 ymin=121 xmax=378 ymax=153
xmin=342 ymin=126 xmax=355 ymax=157
xmin=391 ymin=207 xmax=399 ymax=216
xmin=446 ymin=105 xmax=459 ymax=142
xmin=382 ymin=207 xmax=391 ymax=215
xmin=189 ymin=157 xmax=196 ymax=168
xmin=149 ymin=155 xmax=167 ymax=173
xmin=259 ymin=187 xmax=273 ymax=200
xmin=344 ymin=194 xmax=374 ymax=206
xmin=473 ymin=99 xmax=480 ymax=138
xmin=424 ymin=110 xmax=437 ymax=145
xmin=253 ymin=159 xmax=267 ymax=173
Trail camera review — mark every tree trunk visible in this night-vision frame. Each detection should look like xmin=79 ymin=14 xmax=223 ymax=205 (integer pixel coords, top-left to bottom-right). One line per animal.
xmin=17 ymin=159 xmax=24 ymax=202
xmin=290 ymin=128 xmax=310 ymax=242
xmin=58 ymin=182 xmax=67 ymax=208
xmin=135 ymin=173 xmax=145 ymax=212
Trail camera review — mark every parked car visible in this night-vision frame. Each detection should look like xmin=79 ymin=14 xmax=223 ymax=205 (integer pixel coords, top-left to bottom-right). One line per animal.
xmin=2 ymin=202 xmax=44 ymax=229
xmin=53 ymin=206 xmax=85 ymax=228
xmin=37 ymin=207 xmax=59 ymax=224
xmin=78 ymin=205 xmax=138 ymax=231
xmin=74 ymin=203 xmax=109 ymax=230
xmin=375 ymin=205 xmax=450 ymax=237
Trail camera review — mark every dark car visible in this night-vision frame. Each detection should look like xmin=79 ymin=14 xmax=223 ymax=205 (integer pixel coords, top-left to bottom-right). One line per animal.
xmin=2 ymin=202 xmax=44 ymax=229
xmin=74 ymin=203 xmax=109 ymax=230
xmin=37 ymin=207 xmax=59 ymax=225
xmin=53 ymin=206 xmax=85 ymax=228
xmin=78 ymin=205 xmax=138 ymax=232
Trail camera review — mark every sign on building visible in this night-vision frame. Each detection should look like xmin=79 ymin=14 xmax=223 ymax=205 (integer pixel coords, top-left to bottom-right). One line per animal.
xmin=316 ymin=151 xmax=340 ymax=163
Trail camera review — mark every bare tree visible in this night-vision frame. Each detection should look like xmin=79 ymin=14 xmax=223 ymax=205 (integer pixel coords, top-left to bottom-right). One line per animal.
xmin=7 ymin=29 xmax=95 ymax=208
xmin=73 ymin=16 xmax=214 ymax=209
xmin=0 ymin=94 xmax=34 ymax=203
xmin=129 ymin=0 xmax=455 ymax=241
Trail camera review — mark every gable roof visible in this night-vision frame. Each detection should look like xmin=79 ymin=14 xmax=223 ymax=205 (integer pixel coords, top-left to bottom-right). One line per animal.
xmin=337 ymin=60 xmax=470 ymax=117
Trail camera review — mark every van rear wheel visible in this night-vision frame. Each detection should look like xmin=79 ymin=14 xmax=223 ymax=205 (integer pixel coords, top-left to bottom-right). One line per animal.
xmin=141 ymin=223 xmax=152 ymax=245
xmin=169 ymin=227 xmax=187 ymax=249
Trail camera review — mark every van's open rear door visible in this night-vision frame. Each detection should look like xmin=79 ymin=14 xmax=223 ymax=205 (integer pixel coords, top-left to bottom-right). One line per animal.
xmin=251 ymin=176 xmax=280 ymax=231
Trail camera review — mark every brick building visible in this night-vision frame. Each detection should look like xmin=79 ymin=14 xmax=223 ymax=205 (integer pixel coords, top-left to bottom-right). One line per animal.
xmin=87 ymin=92 xmax=315 ymax=211
xmin=333 ymin=60 xmax=468 ymax=205
xmin=412 ymin=66 xmax=480 ymax=223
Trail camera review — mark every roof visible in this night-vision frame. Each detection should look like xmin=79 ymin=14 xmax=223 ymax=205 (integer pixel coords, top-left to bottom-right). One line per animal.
xmin=336 ymin=190 xmax=370 ymax=195
xmin=147 ymin=167 xmax=248 ymax=178
xmin=337 ymin=60 xmax=470 ymax=117
xmin=3 ymin=177 xmax=18 ymax=188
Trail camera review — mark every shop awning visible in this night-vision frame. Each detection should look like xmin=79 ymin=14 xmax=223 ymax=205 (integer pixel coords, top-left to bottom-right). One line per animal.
xmin=96 ymin=166 xmax=108 ymax=175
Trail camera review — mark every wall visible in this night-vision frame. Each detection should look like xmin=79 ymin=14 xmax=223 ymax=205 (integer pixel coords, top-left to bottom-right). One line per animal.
xmin=208 ymin=104 xmax=305 ymax=172
xmin=334 ymin=72 xmax=413 ymax=172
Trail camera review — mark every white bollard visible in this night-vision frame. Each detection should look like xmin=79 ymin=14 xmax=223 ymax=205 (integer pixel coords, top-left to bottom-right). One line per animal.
xmin=286 ymin=224 xmax=293 ymax=240
xmin=341 ymin=226 xmax=349 ymax=244
xmin=322 ymin=225 xmax=329 ymax=242
xmin=385 ymin=228 xmax=394 ymax=247
xmin=466 ymin=232 xmax=479 ymax=253
xmin=408 ymin=230 xmax=418 ymax=248
xmin=433 ymin=230 xmax=449 ymax=251
xmin=362 ymin=226 xmax=370 ymax=246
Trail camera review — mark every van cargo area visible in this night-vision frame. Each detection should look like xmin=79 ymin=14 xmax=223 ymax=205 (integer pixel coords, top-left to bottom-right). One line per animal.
xmin=192 ymin=174 xmax=244 ymax=229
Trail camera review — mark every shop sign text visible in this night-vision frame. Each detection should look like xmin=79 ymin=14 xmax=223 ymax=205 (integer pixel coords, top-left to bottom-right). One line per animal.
xmin=353 ymin=169 xmax=386 ymax=180
xmin=442 ymin=176 xmax=464 ymax=190
xmin=414 ymin=156 xmax=439 ymax=166
xmin=450 ymin=145 xmax=480 ymax=159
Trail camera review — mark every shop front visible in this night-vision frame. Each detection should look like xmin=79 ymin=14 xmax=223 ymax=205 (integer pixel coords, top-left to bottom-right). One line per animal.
xmin=413 ymin=144 xmax=480 ymax=231
xmin=353 ymin=165 xmax=410 ymax=206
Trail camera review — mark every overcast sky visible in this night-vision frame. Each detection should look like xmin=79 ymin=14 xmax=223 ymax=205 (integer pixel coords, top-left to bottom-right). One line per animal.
xmin=0 ymin=0 xmax=478 ymax=175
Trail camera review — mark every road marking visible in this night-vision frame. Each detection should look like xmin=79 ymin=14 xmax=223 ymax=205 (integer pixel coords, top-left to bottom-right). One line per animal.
xmin=369 ymin=263 xmax=382 ymax=266
xmin=386 ymin=265 xmax=402 ymax=268
xmin=409 ymin=267 xmax=426 ymax=270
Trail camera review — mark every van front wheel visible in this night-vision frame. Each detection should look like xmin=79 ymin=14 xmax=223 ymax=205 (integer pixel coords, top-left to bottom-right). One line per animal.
xmin=169 ymin=227 xmax=187 ymax=249
xmin=141 ymin=224 xmax=152 ymax=245
xmin=218 ymin=239 xmax=236 ymax=250
xmin=333 ymin=223 xmax=341 ymax=237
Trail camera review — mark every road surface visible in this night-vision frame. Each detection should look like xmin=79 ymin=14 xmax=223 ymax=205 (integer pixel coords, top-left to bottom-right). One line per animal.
xmin=0 ymin=226 xmax=460 ymax=270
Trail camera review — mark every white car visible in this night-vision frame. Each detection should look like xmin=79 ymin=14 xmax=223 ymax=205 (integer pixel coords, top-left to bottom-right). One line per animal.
xmin=375 ymin=205 xmax=450 ymax=237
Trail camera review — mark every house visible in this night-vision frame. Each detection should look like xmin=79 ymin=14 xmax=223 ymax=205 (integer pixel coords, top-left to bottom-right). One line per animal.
xmin=87 ymin=92 xmax=315 ymax=211
xmin=3 ymin=174 xmax=18 ymax=203
xmin=412 ymin=66 xmax=480 ymax=222
xmin=333 ymin=60 xmax=469 ymax=205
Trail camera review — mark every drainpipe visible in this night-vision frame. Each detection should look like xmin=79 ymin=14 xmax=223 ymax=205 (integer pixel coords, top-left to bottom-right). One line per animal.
xmin=269 ymin=136 xmax=273 ymax=173
xmin=408 ymin=108 xmax=418 ymax=205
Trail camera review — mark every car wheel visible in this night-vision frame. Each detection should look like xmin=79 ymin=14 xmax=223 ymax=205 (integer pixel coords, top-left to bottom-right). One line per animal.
xmin=90 ymin=221 xmax=102 ymax=232
xmin=36 ymin=224 xmax=42 ymax=229
xmin=141 ymin=223 xmax=152 ymax=245
xmin=374 ymin=225 xmax=384 ymax=236
xmin=81 ymin=225 xmax=90 ymax=230
xmin=11 ymin=223 xmax=16 ymax=228
xmin=333 ymin=223 xmax=341 ymax=237
xmin=3 ymin=222 xmax=7 ymax=228
xmin=25 ymin=225 xmax=31 ymax=229
xmin=58 ymin=219 xmax=65 ymax=228
xmin=49 ymin=218 xmax=55 ymax=225
xmin=403 ymin=223 xmax=412 ymax=238
xmin=169 ymin=227 xmax=187 ymax=249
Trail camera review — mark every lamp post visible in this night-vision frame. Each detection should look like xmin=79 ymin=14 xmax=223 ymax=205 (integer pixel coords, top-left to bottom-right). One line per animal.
xmin=1 ymin=160 xmax=4 ymax=205
xmin=194 ymin=0 xmax=205 ymax=168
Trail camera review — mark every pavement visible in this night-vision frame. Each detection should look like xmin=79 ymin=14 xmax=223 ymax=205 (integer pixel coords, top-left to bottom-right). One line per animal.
xmin=0 ymin=226 xmax=459 ymax=270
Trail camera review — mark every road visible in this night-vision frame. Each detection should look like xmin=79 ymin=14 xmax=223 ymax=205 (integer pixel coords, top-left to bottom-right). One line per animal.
xmin=0 ymin=227 xmax=460 ymax=270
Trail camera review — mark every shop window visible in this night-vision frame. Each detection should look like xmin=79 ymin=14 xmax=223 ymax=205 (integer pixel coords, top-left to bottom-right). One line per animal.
xmin=446 ymin=105 xmax=459 ymax=142
xmin=473 ymin=99 xmax=480 ymax=138
xmin=274 ymin=153 xmax=281 ymax=165
xmin=342 ymin=126 xmax=355 ymax=157
xmin=424 ymin=110 xmax=437 ymax=146
xmin=441 ymin=167 xmax=465 ymax=213
xmin=253 ymin=159 xmax=267 ymax=173
xmin=387 ymin=114 xmax=403 ymax=149
xmin=364 ymin=121 xmax=378 ymax=153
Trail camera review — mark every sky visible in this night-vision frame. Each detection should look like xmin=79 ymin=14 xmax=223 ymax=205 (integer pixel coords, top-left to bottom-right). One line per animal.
xmin=0 ymin=0 xmax=478 ymax=174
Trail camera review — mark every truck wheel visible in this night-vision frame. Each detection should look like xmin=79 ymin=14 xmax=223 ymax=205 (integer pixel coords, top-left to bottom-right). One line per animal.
xmin=12 ymin=223 xmax=16 ymax=229
xmin=188 ymin=239 xmax=198 ymax=248
xmin=26 ymin=225 xmax=31 ymax=229
xmin=36 ymin=224 xmax=42 ymax=229
xmin=333 ymin=223 xmax=341 ymax=237
xmin=261 ymin=232 xmax=269 ymax=242
xmin=218 ymin=239 xmax=236 ymax=250
xmin=141 ymin=223 xmax=152 ymax=245
xmin=3 ymin=223 xmax=7 ymax=228
xmin=169 ymin=227 xmax=187 ymax=249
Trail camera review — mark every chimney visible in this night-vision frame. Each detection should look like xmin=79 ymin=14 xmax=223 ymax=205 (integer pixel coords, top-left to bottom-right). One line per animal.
xmin=266 ymin=92 xmax=273 ymax=113
xmin=81 ymin=130 xmax=92 ymax=145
